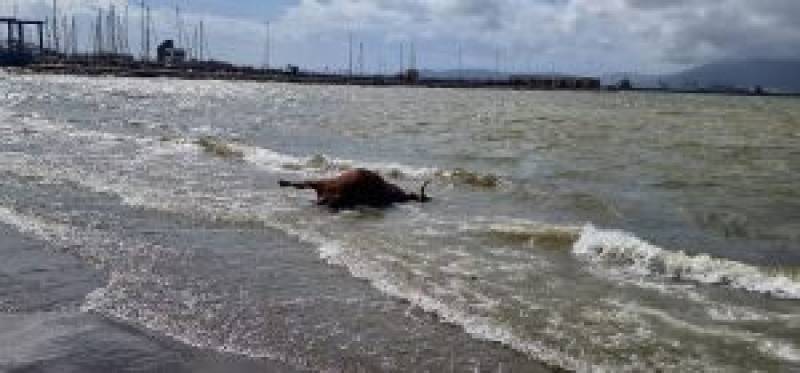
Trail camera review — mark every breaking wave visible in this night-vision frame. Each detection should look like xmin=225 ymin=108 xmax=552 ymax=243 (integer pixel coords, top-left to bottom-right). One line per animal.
xmin=174 ymin=135 xmax=507 ymax=188
xmin=0 ymin=204 xmax=306 ymax=368
xmin=268 ymin=225 xmax=593 ymax=372
xmin=2 ymin=106 xmax=506 ymax=190
xmin=573 ymin=225 xmax=800 ymax=299
xmin=0 ymin=185 xmax=587 ymax=371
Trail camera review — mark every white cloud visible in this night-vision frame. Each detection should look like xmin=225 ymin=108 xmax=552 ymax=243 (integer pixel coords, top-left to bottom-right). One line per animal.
xmin=7 ymin=0 xmax=800 ymax=73
xmin=271 ymin=0 xmax=800 ymax=72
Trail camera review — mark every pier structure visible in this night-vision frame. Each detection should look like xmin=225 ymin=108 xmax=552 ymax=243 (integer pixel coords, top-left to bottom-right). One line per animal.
xmin=157 ymin=39 xmax=186 ymax=66
xmin=510 ymin=74 xmax=601 ymax=90
xmin=0 ymin=17 xmax=45 ymax=66
xmin=0 ymin=12 xmax=611 ymax=92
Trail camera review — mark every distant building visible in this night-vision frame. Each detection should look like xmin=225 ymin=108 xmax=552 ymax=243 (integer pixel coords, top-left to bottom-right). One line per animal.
xmin=0 ymin=17 xmax=45 ymax=66
xmin=617 ymin=79 xmax=633 ymax=90
xmin=157 ymin=40 xmax=186 ymax=65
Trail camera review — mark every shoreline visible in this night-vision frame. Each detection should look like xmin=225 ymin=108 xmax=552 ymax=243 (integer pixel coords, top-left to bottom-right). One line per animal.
xmin=3 ymin=63 xmax=609 ymax=92
xmin=5 ymin=68 xmax=798 ymax=372
xmin=0 ymin=220 xmax=305 ymax=373
xmin=0 ymin=208 xmax=562 ymax=373
xmin=6 ymin=64 xmax=798 ymax=98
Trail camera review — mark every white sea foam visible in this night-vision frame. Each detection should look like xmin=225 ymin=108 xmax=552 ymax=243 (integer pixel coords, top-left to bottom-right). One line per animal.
xmin=5 ymin=101 xmax=797 ymax=371
xmin=272 ymin=225 xmax=596 ymax=372
xmin=239 ymin=142 xmax=439 ymax=179
xmin=230 ymin=139 xmax=505 ymax=187
xmin=1 ymin=104 xmax=499 ymax=190
xmin=0 ymin=205 xmax=304 ymax=367
xmin=1 ymin=194 xmax=580 ymax=370
xmin=610 ymin=300 xmax=800 ymax=363
xmin=573 ymin=225 xmax=800 ymax=299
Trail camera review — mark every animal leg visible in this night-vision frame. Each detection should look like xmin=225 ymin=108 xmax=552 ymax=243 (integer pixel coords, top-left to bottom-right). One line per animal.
xmin=279 ymin=180 xmax=314 ymax=189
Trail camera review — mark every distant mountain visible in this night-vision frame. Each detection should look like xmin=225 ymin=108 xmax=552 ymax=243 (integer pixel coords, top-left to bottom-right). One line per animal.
xmin=423 ymin=59 xmax=800 ymax=93
xmin=604 ymin=59 xmax=800 ymax=93
xmin=601 ymin=73 xmax=663 ymax=88
xmin=669 ymin=59 xmax=800 ymax=92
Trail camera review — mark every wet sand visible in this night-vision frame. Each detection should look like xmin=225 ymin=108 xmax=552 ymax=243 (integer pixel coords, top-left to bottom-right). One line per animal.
xmin=0 ymin=223 xmax=303 ymax=373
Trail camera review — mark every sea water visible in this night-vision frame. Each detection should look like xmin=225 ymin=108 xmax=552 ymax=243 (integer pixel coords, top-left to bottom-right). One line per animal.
xmin=1 ymin=73 xmax=799 ymax=372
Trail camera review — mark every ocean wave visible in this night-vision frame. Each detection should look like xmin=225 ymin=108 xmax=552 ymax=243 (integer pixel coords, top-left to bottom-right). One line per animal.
xmin=463 ymin=219 xmax=582 ymax=250
xmin=159 ymin=135 xmax=442 ymax=181
xmin=243 ymin=143 xmax=434 ymax=178
xmin=0 ymin=192 xmax=584 ymax=371
xmin=610 ymin=299 xmax=800 ymax=363
xmin=573 ymin=225 xmax=800 ymax=299
xmin=1 ymin=110 xmax=150 ymax=148
xmin=1 ymin=158 xmax=783 ymax=371
xmin=193 ymin=136 xmax=246 ymax=159
xmin=2 ymin=107 xmax=505 ymax=190
xmin=435 ymin=168 xmax=503 ymax=188
xmin=276 ymin=229 xmax=592 ymax=372
xmin=0 ymin=204 xmax=183 ymax=276
xmin=0 ymin=204 xmax=309 ymax=367
xmin=228 ymin=138 xmax=506 ymax=188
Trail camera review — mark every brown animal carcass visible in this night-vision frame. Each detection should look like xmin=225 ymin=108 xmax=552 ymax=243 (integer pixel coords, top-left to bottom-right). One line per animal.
xmin=279 ymin=168 xmax=431 ymax=209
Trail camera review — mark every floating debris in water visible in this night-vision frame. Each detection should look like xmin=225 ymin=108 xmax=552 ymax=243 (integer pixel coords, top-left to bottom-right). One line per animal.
xmin=302 ymin=154 xmax=354 ymax=172
xmin=194 ymin=136 xmax=245 ymax=159
xmin=441 ymin=168 xmax=501 ymax=188
xmin=306 ymin=154 xmax=329 ymax=169
xmin=484 ymin=223 xmax=581 ymax=250
xmin=281 ymin=163 xmax=305 ymax=171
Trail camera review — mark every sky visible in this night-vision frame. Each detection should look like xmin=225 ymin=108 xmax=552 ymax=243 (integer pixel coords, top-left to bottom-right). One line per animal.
xmin=4 ymin=0 xmax=800 ymax=75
